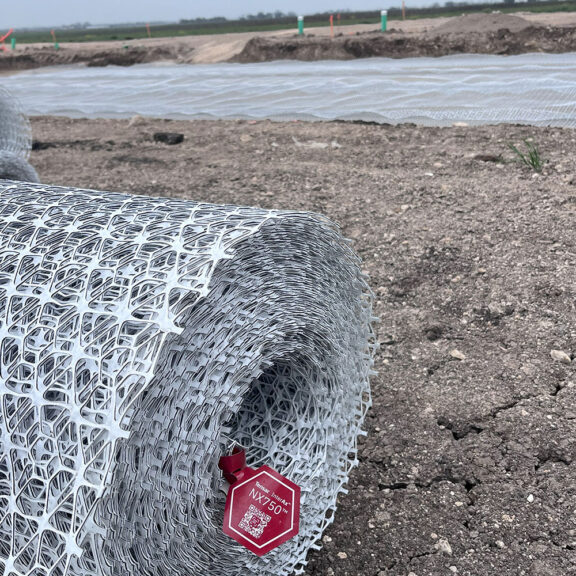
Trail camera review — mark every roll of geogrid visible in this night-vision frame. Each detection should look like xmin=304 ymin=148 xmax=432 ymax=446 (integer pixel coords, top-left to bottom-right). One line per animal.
xmin=0 ymin=182 xmax=376 ymax=576
xmin=0 ymin=87 xmax=38 ymax=182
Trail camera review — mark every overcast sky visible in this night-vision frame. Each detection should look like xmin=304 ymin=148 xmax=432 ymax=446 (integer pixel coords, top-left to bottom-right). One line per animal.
xmin=2 ymin=1 xmax=404 ymax=29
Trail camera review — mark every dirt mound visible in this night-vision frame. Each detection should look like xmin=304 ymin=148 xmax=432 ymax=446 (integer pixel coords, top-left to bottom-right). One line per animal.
xmin=233 ymin=25 xmax=576 ymax=63
xmin=0 ymin=45 xmax=184 ymax=73
xmin=84 ymin=46 xmax=178 ymax=67
xmin=431 ymin=12 xmax=534 ymax=34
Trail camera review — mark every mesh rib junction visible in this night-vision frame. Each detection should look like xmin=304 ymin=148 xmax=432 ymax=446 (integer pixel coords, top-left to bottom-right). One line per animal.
xmin=0 ymin=182 xmax=376 ymax=576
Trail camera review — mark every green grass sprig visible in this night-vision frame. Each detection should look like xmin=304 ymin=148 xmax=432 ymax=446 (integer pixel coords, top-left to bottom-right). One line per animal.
xmin=508 ymin=139 xmax=544 ymax=173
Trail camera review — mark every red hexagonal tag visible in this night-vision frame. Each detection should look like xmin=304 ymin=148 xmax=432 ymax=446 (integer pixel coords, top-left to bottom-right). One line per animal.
xmin=219 ymin=450 xmax=300 ymax=556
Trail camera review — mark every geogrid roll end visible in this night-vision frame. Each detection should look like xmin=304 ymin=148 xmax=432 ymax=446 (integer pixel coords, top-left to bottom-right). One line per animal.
xmin=0 ymin=88 xmax=38 ymax=183
xmin=0 ymin=88 xmax=32 ymax=160
xmin=0 ymin=182 xmax=376 ymax=576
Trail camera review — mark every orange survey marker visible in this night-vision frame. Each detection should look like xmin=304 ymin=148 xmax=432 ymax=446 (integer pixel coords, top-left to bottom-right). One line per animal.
xmin=0 ymin=29 xmax=13 ymax=52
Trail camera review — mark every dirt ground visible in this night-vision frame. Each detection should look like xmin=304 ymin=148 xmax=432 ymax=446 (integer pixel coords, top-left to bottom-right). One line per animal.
xmin=25 ymin=115 xmax=576 ymax=575
xmin=2 ymin=11 xmax=576 ymax=71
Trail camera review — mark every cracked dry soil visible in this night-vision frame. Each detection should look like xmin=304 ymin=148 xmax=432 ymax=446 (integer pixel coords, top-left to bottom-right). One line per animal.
xmin=29 ymin=116 xmax=576 ymax=576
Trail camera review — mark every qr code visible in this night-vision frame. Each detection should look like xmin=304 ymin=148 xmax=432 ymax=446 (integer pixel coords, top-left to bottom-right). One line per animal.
xmin=239 ymin=504 xmax=271 ymax=539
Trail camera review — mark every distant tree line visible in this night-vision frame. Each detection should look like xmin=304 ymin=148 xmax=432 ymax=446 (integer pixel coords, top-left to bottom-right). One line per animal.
xmin=179 ymin=0 xmax=574 ymax=24
xmin=239 ymin=11 xmax=297 ymax=20
xmin=179 ymin=16 xmax=228 ymax=24
xmin=180 ymin=11 xmax=297 ymax=25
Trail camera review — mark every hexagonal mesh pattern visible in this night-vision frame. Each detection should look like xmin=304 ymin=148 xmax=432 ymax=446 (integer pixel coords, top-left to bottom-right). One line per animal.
xmin=0 ymin=182 xmax=376 ymax=576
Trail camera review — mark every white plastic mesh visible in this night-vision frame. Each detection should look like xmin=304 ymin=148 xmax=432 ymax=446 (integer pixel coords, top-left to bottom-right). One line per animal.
xmin=0 ymin=88 xmax=32 ymax=160
xmin=0 ymin=182 xmax=376 ymax=576
xmin=0 ymin=88 xmax=38 ymax=183
xmin=0 ymin=152 xmax=39 ymax=183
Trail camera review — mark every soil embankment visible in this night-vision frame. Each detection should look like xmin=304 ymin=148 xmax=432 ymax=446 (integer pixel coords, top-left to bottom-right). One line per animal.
xmin=234 ymin=14 xmax=576 ymax=62
xmin=233 ymin=25 xmax=576 ymax=62
xmin=0 ymin=45 xmax=179 ymax=73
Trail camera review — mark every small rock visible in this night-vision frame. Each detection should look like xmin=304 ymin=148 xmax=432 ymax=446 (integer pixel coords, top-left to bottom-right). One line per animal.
xmin=527 ymin=494 xmax=535 ymax=503
xmin=452 ymin=121 xmax=469 ymax=127
xmin=496 ymin=540 xmax=505 ymax=548
xmin=337 ymin=551 xmax=348 ymax=559
xmin=153 ymin=132 xmax=185 ymax=145
xmin=550 ymin=349 xmax=571 ymax=365
xmin=450 ymin=349 xmax=466 ymax=361
xmin=474 ymin=153 xmax=501 ymax=163
xmin=323 ymin=535 xmax=332 ymax=543
xmin=128 ymin=114 xmax=144 ymax=127
xmin=425 ymin=325 xmax=443 ymax=341
xmin=529 ymin=560 xmax=555 ymax=576
xmin=450 ymin=567 xmax=458 ymax=574
xmin=376 ymin=510 xmax=391 ymax=522
xmin=435 ymin=538 xmax=452 ymax=555
xmin=292 ymin=137 xmax=328 ymax=149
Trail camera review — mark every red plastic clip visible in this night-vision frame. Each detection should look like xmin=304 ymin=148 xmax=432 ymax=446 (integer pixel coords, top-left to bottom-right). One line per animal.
xmin=218 ymin=445 xmax=248 ymax=484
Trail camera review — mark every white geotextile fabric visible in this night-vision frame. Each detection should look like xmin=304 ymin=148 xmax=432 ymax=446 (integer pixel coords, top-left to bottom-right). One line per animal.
xmin=0 ymin=182 xmax=376 ymax=576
